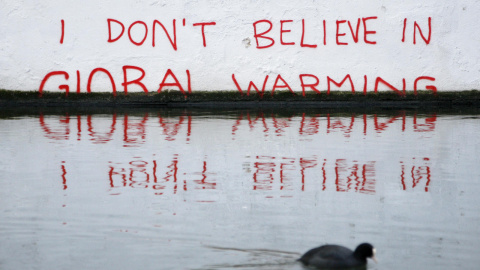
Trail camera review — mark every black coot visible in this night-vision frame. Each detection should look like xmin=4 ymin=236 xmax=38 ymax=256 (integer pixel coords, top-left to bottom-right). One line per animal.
xmin=298 ymin=243 xmax=376 ymax=269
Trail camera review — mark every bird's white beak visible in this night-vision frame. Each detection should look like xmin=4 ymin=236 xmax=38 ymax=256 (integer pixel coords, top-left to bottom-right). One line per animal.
xmin=371 ymin=248 xmax=378 ymax=263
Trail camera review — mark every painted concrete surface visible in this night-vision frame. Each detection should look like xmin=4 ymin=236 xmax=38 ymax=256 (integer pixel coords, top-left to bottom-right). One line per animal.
xmin=1 ymin=0 xmax=479 ymax=94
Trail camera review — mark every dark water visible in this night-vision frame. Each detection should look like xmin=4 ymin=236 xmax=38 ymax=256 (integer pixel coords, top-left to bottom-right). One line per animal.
xmin=0 ymin=108 xmax=479 ymax=270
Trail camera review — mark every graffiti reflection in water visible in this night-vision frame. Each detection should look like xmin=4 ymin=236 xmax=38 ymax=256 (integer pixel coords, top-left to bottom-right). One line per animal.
xmin=41 ymin=111 xmax=437 ymax=198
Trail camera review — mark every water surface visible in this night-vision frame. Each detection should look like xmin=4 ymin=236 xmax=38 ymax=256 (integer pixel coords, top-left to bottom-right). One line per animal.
xmin=1 ymin=108 xmax=479 ymax=269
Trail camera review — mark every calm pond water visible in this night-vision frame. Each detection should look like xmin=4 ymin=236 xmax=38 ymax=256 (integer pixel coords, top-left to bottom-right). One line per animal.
xmin=1 ymin=108 xmax=479 ymax=270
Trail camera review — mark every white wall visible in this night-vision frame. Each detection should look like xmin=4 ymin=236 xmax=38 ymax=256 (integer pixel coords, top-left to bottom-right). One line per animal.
xmin=1 ymin=0 xmax=479 ymax=93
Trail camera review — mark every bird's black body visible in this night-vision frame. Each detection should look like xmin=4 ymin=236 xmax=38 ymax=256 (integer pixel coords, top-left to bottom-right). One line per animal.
xmin=298 ymin=243 xmax=375 ymax=269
